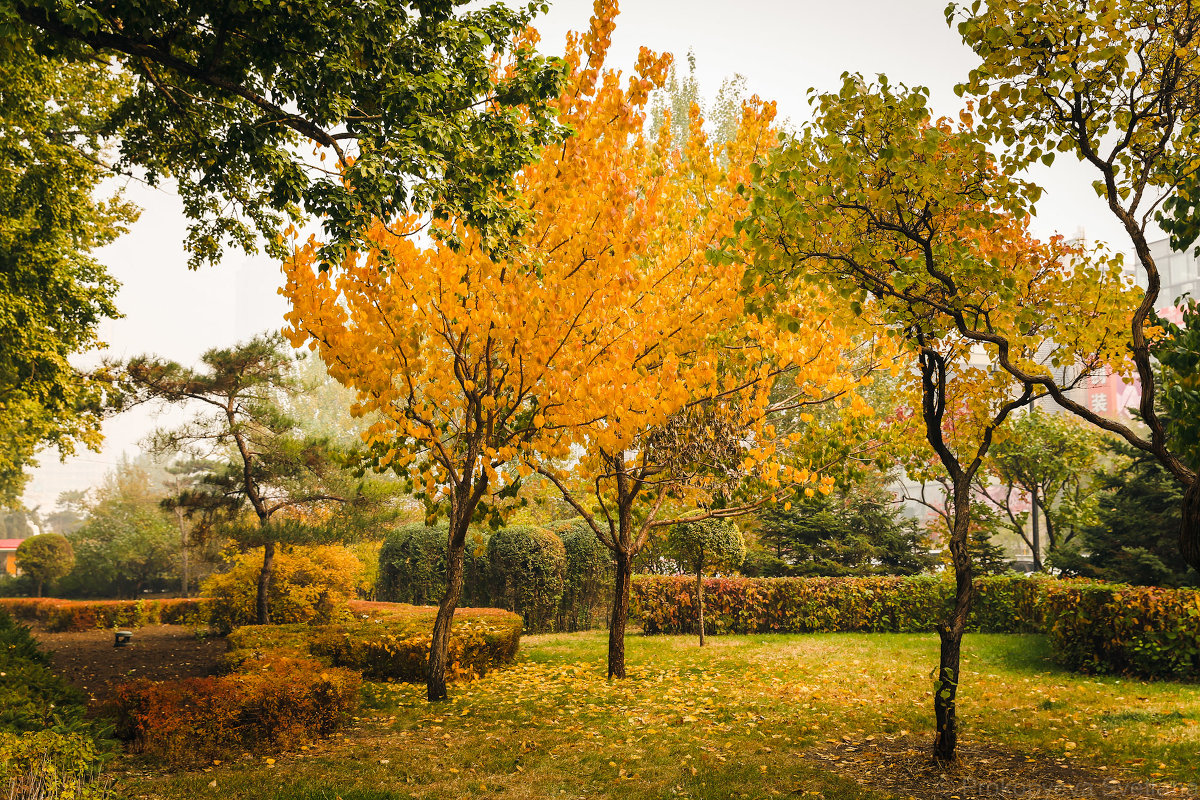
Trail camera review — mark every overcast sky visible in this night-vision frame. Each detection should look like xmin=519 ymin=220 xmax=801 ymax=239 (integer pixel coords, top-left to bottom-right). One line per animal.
xmin=20 ymin=0 xmax=1152 ymax=512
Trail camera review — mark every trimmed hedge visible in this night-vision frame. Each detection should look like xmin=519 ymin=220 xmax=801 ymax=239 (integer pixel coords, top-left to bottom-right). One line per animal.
xmin=631 ymin=575 xmax=1200 ymax=680
xmin=1040 ymin=582 xmax=1200 ymax=679
xmin=114 ymin=654 xmax=360 ymax=764
xmin=633 ymin=575 xmax=1040 ymax=635
xmin=0 ymin=597 xmax=208 ymax=633
xmin=555 ymin=521 xmax=614 ymax=632
xmin=377 ymin=524 xmax=492 ymax=608
xmin=226 ymin=602 xmax=523 ymax=682
xmin=487 ymin=525 xmax=565 ymax=632
xmin=376 ymin=520 xmax=619 ymax=633
xmin=377 ymin=523 xmax=449 ymax=605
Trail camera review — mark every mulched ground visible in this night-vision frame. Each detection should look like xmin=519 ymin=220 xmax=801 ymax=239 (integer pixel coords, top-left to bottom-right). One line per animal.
xmin=34 ymin=625 xmax=228 ymax=707
xmin=805 ymin=734 xmax=1199 ymax=799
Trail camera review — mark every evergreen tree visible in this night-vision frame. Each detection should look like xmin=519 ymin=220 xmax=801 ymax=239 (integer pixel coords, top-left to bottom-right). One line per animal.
xmin=1052 ymin=443 xmax=1200 ymax=587
xmin=749 ymin=474 xmax=935 ymax=577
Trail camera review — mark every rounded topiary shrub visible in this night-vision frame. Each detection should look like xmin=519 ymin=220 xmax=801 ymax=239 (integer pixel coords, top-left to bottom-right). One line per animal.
xmin=377 ymin=524 xmax=447 ymax=605
xmin=552 ymin=520 xmax=613 ymax=631
xmin=486 ymin=525 xmax=565 ymax=633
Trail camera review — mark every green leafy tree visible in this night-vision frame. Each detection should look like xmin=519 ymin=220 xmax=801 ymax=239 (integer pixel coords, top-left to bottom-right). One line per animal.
xmin=0 ymin=33 xmax=135 ymax=503
xmin=908 ymin=474 xmax=1012 ymax=575
xmin=984 ymin=409 xmax=1106 ymax=571
xmin=120 ymin=333 xmax=395 ymax=624
xmin=16 ymin=534 xmax=74 ymax=597
xmin=949 ymin=0 xmax=1200 ymax=571
xmin=1052 ymin=442 xmax=1200 ymax=586
xmin=43 ymin=491 xmax=88 ymax=536
xmin=160 ymin=458 xmax=213 ymax=598
xmin=751 ymin=473 xmax=935 ymax=577
xmin=11 ymin=0 xmax=564 ymax=267
xmin=739 ymin=75 xmax=1128 ymax=761
xmin=664 ymin=519 xmax=744 ymax=646
xmin=58 ymin=460 xmax=180 ymax=598
xmin=0 ymin=507 xmax=37 ymax=540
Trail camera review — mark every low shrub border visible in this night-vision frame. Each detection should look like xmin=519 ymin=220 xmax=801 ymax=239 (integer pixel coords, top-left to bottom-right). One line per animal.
xmin=226 ymin=602 xmax=523 ymax=682
xmin=0 ymin=598 xmax=209 ymax=632
xmin=112 ymin=603 xmax=518 ymax=763
xmin=1039 ymin=582 xmax=1200 ymax=680
xmin=631 ymin=574 xmax=1200 ymax=680
xmin=632 ymin=574 xmax=1044 ymax=635
xmin=113 ymin=655 xmax=361 ymax=764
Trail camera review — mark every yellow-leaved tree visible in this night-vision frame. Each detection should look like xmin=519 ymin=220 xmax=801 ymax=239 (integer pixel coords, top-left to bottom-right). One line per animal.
xmin=282 ymin=1 xmax=876 ymax=699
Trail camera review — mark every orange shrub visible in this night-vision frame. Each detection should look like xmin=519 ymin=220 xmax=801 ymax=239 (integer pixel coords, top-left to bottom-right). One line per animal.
xmin=113 ymin=655 xmax=360 ymax=764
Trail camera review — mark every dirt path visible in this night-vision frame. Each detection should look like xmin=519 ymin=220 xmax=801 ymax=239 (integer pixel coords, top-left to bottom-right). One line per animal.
xmin=34 ymin=625 xmax=228 ymax=707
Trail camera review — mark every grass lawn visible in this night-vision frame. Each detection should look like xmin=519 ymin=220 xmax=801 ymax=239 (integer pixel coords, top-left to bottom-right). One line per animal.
xmin=115 ymin=631 xmax=1200 ymax=799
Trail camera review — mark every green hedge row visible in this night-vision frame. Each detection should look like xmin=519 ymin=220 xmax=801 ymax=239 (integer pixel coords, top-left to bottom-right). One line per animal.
xmin=0 ymin=598 xmax=208 ymax=632
xmin=377 ymin=521 xmax=612 ymax=633
xmin=632 ymin=574 xmax=1042 ymax=635
xmin=631 ymin=575 xmax=1200 ymax=680
xmin=225 ymin=601 xmax=523 ymax=683
xmin=1039 ymin=582 xmax=1200 ymax=680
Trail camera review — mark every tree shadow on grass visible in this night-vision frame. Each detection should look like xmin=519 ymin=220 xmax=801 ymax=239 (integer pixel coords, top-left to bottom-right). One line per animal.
xmin=966 ymin=634 xmax=1067 ymax=676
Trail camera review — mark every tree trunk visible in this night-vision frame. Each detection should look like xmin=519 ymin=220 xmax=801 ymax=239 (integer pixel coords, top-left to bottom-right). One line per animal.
xmin=255 ymin=540 xmax=275 ymax=625
xmin=933 ymin=481 xmax=976 ymax=762
xmin=176 ymin=508 xmax=189 ymax=598
xmin=36 ymin=580 xmax=43 ymax=598
xmin=428 ymin=528 xmax=467 ymax=702
xmin=608 ymin=549 xmax=633 ymax=679
xmin=1030 ymin=487 xmax=1042 ymax=572
xmin=1181 ymin=479 xmax=1200 ymax=573
xmin=696 ymin=569 xmax=706 ymax=647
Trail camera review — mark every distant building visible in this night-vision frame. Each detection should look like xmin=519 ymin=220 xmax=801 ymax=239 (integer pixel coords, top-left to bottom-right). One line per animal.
xmin=900 ymin=234 xmax=1200 ymax=568
xmin=1058 ymin=235 xmax=1200 ymax=421
xmin=0 ymin=539 xmax=23 ymax=575
xmin=1149 ymin=236 xmax=1200 ymax=307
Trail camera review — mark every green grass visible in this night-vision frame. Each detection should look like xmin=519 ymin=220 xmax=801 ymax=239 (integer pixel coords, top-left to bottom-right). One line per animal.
xmin=114 ymin=631 xmax=1200 ymax=799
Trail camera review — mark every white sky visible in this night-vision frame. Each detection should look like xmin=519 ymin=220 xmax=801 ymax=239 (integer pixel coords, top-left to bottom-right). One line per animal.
xmin=19 ymin=0 xmax=1150 ymax=512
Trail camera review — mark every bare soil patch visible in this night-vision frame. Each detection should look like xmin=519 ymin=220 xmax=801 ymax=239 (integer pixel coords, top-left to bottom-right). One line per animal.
xmin=806 ymin=735 xmax=1198 ymax=799
xmin=34 ymin=624 xmax=227 ymax=707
